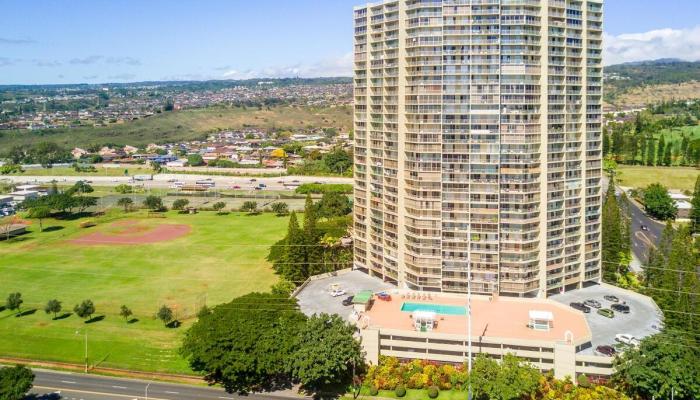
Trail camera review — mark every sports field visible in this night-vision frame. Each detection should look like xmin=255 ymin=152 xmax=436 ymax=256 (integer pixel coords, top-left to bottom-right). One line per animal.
xmin=617 ymin=166 xmax=699 ymax=191
xmin=0 ymin=210 xmax=288 ymax=373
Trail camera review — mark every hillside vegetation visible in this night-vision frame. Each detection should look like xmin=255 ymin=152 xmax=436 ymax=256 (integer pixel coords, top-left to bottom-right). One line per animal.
xmin=605 ymin=59 xmax=700 ymax=108
xmin=0 ymin=104 xmax=352 ymax=149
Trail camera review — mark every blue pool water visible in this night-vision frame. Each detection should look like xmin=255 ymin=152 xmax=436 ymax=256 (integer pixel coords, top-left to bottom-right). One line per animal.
xmin=400 ymin=302 xmax=466 ymax=316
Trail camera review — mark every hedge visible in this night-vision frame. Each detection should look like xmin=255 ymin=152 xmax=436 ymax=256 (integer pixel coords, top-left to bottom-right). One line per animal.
xmin=295 ymin=183 xmax=353 ymax=195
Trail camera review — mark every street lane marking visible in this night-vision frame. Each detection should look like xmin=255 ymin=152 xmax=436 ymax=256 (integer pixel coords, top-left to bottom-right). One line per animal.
xmin=218 ymin=397 xmax=234 ymax=399
xmin=112 ymin=385 xmax=128 ymax=389
xmin=60 ymin=380 xmax=77 ymax=384
xmin=33 ymin=385 xmax=170 ymax=400
xmin=164 ymin=391 xmax=180 ymax=394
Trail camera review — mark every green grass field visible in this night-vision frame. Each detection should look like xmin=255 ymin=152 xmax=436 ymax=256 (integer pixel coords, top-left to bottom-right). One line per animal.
xmin=618 ymin=166 xmax=699 ymax=191
xmin=0 ymin=210 xmax=288 ymax=373
xmin=655 ymin=124 xmax=700 ymax=147
xmin=0 ymin=104 xmax=352 ymax=148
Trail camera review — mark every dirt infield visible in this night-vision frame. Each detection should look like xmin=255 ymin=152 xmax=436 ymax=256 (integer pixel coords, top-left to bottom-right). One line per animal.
xmin=70 ymin=220 xmax=191 ymax=246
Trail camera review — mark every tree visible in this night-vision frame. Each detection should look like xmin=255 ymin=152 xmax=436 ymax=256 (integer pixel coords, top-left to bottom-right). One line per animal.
xmin=646 ymin=137 xmax=656 ymax=166
xmin=316 ymin=192 xmax=352 ymax=218
xmin=271 ymin=202 xmax=289 ymax=216
xmin=212 ymin=201 xmax=226 ymax=213
xmin=143 ymin=195 xmax=164 ymax=211
xmin=657 ymin=134 xmax=666 ymax=166
xmin=0 ymin=215 xmax=19 ymax=241
xmin=26 ymin=205 xmax=51 ymax=232
xmin=119 ymin=305 xmax=133 ymax=322
xmin=289 ymin=314 xmax=364 ymax=392
xmin=322 ymin=148 xmax=352 ymax=175
xmin=643 ymin=183 xmax=677 ymax=220
xmin=0 ymin=364 xmax=34 ymax=400
xmin=275 ymin=212 xmax=308 ymax=283
xmin=67 ymin=181 xmax=94 ymax=195
xmin=471 ymin=354 xmax=541 ymax=400
xmin=240 ymin=201 xmax=257 ymax=214
xmin=690 ymin=175 xmax=700 ymax=233
xmin=73 ymin=299 xmax=96 ymax=321
xmin=44 ymin=299 xmax=62 ymax=319
xmin=157 ymin=305 xmax=174 ymax=326
xmin=187 ymin=154 xmax=205 ymax=166
xmin=172 ymin=198 xmax=189 ymax=211
xmin=74 ymin=196 xmax=97 ymax=213
xmin=663 ymin=144 xmax=673 ymax=166
xmin=5 ymin=292 xmax=23 ymax=314
xmin=116 ymin=197 xmax=134 ymax=212
xmin=114 ymin=184 xmax=133 ymax=194
xmin=180 ymin=293 xmax=307 ymax=393
xmin=602 ymin=182 xmax=623 ymax=281
xmin=612 ymin=334 xmax=700 ymax=400
xmin=303 ymin=195 xmax=324 ymax=276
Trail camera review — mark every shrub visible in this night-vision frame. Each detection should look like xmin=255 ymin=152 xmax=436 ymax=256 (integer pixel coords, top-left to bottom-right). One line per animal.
xmin=295 ymin=183 xmax=353 ymax=195
xmin=427 ymin=385 xmax=439 ymax=398
xmin=369 ymin=386 xmax=379 ymax=396
xmin=395 ymin=385 xmax=406 ymax=398
xmin=576 ymin=374 xmax=591 ymax=388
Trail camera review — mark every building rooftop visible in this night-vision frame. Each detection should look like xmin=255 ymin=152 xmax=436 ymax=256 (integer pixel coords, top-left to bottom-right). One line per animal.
xmin=364 ymin=292 xmax=591 ymax=345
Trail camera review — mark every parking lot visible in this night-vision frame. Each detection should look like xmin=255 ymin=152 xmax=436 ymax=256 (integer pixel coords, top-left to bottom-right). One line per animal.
xmin=295 ymin=270 xmax=393 ymax=319
xmin=550 ymin=283 xmax=663 ymax=355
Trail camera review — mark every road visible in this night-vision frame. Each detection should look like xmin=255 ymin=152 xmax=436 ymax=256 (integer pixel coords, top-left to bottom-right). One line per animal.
xmin=604 ymin=178 xmax=664 ymax=268
xmin=2 ymin=174 xmax=352 ymax=192
xmin=28 ymin=369 xmax=297 ymax=400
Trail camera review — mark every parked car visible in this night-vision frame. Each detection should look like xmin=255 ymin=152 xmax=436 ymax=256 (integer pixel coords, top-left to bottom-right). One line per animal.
xmin=330 ymin=289 xmax=347 ymax=297
xmin=615 ymin=334 xmax=640 ymax=346
xmin=595 ymin=345 xmax=617 ymax=357
xmin=640 ymin=225 xmax=648 ymax=231
xmin=604 ymin=295 xmax=620 ymax=303
xmin=569 ymin=302 xmax=591 ymax=313
xmin=231 ymin=185 xmax=241 ymax=189
xmin=342 ymin=295 xmax=354 ymax=306
xmin=597 ymin=308 xmax=614 ymax=318
xmin=611 ymin=303 xmax=630 ymax=313
xmin=584 ymin=299 xmax=602 ymax=309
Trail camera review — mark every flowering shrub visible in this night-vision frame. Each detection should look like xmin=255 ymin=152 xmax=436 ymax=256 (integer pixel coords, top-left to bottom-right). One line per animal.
xmin=364 ymin=356 xmax=468 ymax=390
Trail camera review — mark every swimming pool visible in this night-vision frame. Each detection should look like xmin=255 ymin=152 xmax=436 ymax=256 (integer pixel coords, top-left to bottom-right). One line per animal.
xmin=400 ymin=302 xmax=466 ymax=316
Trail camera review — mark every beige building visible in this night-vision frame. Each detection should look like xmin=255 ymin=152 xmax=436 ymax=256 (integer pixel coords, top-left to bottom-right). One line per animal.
xmin=356 ymin=290 xmax=614 ymax=379
xmin=352 ymin=0 xmax=603 ymax=297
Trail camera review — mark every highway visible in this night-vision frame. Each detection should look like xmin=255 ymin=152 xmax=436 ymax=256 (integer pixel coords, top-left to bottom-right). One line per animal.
xmin=29 ymin=369 xmax=297 ymax=400
xmin=3 ymin=174 xmax=352 ymax=191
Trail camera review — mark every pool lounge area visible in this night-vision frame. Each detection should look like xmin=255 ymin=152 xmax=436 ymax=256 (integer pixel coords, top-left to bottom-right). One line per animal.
xmin=400 ymin=302 xmax=466 ymax=316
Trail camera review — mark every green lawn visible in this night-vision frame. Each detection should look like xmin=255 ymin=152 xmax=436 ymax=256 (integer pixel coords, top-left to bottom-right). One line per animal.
xmin=0 ymin=210 xmax=288 ymax=374
xmin=617 ymin=166 xmax=699 ymax=191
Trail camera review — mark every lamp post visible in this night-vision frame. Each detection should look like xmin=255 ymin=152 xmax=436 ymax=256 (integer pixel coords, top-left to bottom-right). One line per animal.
xmin=75 ymin=328 xmax=87 ymax=373
xmin=467 ymin=257 xmax=473 ymax=400
xmin=145 ymin=380 xmax=152 ymax=400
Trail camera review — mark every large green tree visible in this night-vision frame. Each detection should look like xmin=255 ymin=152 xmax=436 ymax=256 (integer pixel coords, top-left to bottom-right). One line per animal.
xmin=316 ymin=192 xmax=352 ymax=219
xmin=180 ymin=293 xmax=306 ymax=394
xmin=471 ymin=354 xmax=541 ymax=400
xmin=289 ymin=314 xmax=364 ymax=392
xmin=690 ymin=175 xmax=700 ymax=233
xmin=657 ymin=134 xmax=666 ymax=166
xmin=643 ymin=183 xmax=677 ymax=221
xmin=303 ymin=195 xmax=324 ymax=276
xmin=5 ymin=292 xmax=23 ymax=314
xmin=0 ymin=365 xmax=34 ymax=400
xmin=612 ymin=334 xmax=700 ymax=400
xmin=602 ymin=182 xmax=623 ymax=281
xmin=276 ymin=212 xmax=307 ymax=283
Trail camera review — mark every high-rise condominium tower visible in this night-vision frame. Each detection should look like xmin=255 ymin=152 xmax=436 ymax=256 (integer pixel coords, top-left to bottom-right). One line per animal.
xmin=352 ymin=0 xmax=603 ymax=297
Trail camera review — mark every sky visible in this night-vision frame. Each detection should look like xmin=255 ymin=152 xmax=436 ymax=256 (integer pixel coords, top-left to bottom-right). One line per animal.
xmin=1 ymin=0 xmax=700 ymax=85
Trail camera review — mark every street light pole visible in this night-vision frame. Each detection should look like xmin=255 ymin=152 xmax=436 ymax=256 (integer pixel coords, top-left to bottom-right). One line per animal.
xmin=145 ymin=380 xmax=152 ymax=400
xmin=76 ymin=328 xmax=88 ymax=373
xmin=467 ymin=257 xmax=472 ymax=400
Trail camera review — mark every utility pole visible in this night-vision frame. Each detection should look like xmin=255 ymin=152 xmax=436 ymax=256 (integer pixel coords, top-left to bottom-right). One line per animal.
xmin=76 ymin=328 xmax=88 ymax=373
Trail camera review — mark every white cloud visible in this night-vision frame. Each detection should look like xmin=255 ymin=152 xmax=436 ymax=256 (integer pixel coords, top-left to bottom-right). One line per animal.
xmin=604 ymin=26 xmax=700 ymax=65
xmin=221 ymin=53 xmax=353 ymax=79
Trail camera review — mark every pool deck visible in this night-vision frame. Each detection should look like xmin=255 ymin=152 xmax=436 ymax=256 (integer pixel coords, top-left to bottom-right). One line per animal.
xmin=365 ymin=292 xmax=591 ymax=344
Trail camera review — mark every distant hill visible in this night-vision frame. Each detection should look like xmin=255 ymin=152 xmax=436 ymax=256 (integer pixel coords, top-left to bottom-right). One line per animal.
xmin=604 ymin=59 xmax=700 ymax=108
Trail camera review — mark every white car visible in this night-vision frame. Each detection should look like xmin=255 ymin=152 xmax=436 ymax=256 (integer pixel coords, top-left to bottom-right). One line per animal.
xmin=330 ymin=289 xmax=347 ymax=297
xmin=615 ymin=334 xmax=640 ymax=346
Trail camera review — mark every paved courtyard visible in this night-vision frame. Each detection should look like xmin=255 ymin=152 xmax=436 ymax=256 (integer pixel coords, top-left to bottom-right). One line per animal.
xmin=295 ymin=270 xmax=393 ymax=319
xmin=550 ymin=283 xmax=663 ymax=354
